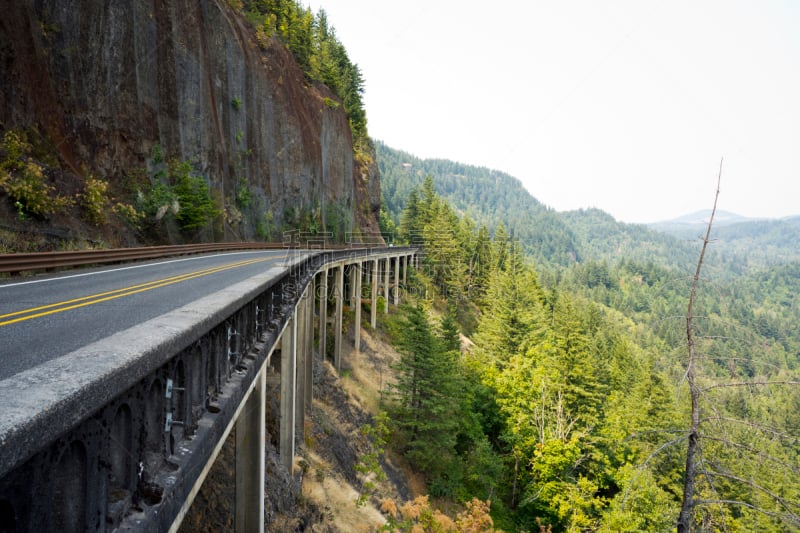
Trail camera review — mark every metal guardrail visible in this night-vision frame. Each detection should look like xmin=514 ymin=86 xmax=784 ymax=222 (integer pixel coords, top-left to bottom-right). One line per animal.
xmin=0 ymin=242 xmax=294 ymax=274
xmin=0 ymin=240 xmax=396 ymax=275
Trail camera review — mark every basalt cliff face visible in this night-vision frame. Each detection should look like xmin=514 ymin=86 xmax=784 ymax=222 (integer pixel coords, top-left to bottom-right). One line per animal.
xmin=0 ymin=0 xmax=381 ymax=245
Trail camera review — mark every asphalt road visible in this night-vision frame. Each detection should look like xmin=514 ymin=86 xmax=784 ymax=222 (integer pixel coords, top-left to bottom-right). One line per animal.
xmin=0 ymin=249 xmax=307 ymax=380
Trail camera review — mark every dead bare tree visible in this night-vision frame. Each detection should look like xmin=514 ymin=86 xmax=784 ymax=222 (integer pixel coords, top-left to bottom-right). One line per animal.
xmin=676 ymin=160 xmax=800 ymax=531
xmin=676 ymin=159 xmax=722 ymax=532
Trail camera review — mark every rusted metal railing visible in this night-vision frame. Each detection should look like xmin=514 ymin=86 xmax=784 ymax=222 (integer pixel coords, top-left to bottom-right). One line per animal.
xmin=0 ymin=242 xmax=292 ymax=275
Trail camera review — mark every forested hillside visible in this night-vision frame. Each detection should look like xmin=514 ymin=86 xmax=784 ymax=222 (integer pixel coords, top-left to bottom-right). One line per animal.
xmin=377 ymin=142 xmax=580 ymax=266
xmin=373 ymin=171 xmax=800 ymax=531
xmin=651 ymin=215 xmax=800 ymax=270
xmin=378 ymin=142 xmax=800 ymax=277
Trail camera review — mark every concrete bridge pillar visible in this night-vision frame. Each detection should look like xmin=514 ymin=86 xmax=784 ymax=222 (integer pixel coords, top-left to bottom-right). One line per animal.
xmin=334 ymin=265 xmax=344 ymax=371
xmin=304 ymin=280 xmax=314 ymax=412
xmin=393 ymin=256 xmax=400 ymax=306
xmin=383 ymin=258 xmax=390 ymax=315
xmin=371 ymin=259 xmax=379 ymax=328
xmin=235 ymin=363 xmax=265 ymax=533
xmin=318 ymin=269 xmax=328 ymax=362
xmin=279 ymin=313 xmax=296 ymax=472
xmin=353 ymin=262 xmax=363 ymax=353
xmin=295 ymin=289 xmax=308 ymax=444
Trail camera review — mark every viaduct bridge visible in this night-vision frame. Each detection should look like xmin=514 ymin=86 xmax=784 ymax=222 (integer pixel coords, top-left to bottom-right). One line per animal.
xmin=0 ymin=244 xmax=417 ymax=532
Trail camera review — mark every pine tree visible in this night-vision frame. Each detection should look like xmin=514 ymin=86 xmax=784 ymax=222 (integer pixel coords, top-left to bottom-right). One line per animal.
xmin=399 ymin=188 xmax=421 ymax=244
xmin=386 ymin=304 xmax=464 ymax=487
xmin=473 ymin=244 xmax=546 ymax=365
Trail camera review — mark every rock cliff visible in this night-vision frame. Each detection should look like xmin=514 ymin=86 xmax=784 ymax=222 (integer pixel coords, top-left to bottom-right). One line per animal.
xmin=0 ymin=0 xmax=381 ymax=245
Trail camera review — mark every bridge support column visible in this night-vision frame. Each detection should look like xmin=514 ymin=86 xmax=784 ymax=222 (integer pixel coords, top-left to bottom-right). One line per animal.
xmin=280 ymin=313 xmax=296 ymax=472
xmin=371 ymin=259 xmax=378 ymax=328
xmin=334 ymin=265 xmax=344 ymax=371
xmin=235 ymin=363 xmax=265 ymax=533
xmin=354 ymin=262 xmax=362 ymax=353
xmin=304 ymin=280 xmax=314 ymax=412
xmin=402 ymin=255 xmax=408 ymax=286
xmin=347 ymin=265 xmax=356 ymax=307
xmin=393 ymin=256 xmax=400 ymax=306
xmin=383 ymin=258 xmax=390 ymax=315
xmin=295 ymin=290 xmax=308 ymax=444
xmin=318 ymin=269 xmax=328 ymax=362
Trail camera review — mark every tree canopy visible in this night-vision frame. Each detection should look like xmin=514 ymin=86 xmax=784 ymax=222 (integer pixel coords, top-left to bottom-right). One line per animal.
xmin=379 ymin=174 xmax=800 ymax=531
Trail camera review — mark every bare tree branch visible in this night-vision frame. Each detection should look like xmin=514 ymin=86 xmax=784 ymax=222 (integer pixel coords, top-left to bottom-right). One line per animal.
xmin=693 ymin=499 xmax=800 ymax=526
xmin=702 ymin=380 xmax=800 ymax=392
xmin=699 ymin=416 xmax=798 ymax=440
xmin=640 ymin=433 xmax=690 ymax=470
xmin=697 ymin=469 xmax=800 ymax=519
xmin=699 ymin=435 xmax=800 ymax=475
xmin=678 ymin=159 xmax=722 ymax=533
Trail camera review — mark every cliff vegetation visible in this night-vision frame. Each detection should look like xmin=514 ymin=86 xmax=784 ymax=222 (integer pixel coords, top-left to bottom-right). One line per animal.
xmin=0 ymin=0 xmax=380 ymax=251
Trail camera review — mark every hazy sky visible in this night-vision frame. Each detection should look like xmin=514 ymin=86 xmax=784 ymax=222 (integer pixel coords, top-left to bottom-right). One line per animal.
xmin=305 ymin=1 xmax=800 ymax=223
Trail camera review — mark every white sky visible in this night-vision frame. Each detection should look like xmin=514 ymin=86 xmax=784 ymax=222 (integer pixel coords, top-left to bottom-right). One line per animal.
xmin=305 ymin=1 xmax=800 ymax=223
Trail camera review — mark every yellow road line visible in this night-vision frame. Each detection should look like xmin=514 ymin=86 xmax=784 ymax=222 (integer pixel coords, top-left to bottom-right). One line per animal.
xmin=0 ymin=259 xmax=260 ymax=320
xmin=0 ymin=256 xmax=275 ymax=327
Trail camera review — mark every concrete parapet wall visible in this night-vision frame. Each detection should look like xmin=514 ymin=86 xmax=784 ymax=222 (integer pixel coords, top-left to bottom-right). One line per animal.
xmin=0 ymin=247 xmax=415 ymax=532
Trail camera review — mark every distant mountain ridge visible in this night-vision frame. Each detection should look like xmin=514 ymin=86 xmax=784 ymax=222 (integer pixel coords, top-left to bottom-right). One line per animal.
xmin=376 ymin=142 xmax=800 ymax=271
xmin=376 ymin=141 xmax=581 ymax=266
xmin=654 ymin=209 xmax=756 ymax=226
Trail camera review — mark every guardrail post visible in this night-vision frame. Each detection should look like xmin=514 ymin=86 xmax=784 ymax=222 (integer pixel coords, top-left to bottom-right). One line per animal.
xmin=371 ymin=259 xmax=378 ymax=328
xmin=235 ymin=364 xmax=265 ymax=533
xmin=280 ymin=313 xmax=296 ymax=471
xmin=354 ymin=262 xmax=362 ymax=354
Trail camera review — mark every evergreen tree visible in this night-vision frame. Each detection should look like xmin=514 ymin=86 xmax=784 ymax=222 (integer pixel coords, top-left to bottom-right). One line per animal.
xmin=386 ymin=305 xmax=463 ymax=486
xmin=473 ymin=245 xmax=546 ymax=365
xmin=399 ymin=188 xmax=421 ymax=244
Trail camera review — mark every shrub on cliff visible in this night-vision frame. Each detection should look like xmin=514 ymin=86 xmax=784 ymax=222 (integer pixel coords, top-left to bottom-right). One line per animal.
xmin=0 ymin=130 xmax=73 ymax=217
xmin=133 ymin=151 xmax=220 ymax=237
xmin=170 ymin=160 xmax=220 ymax=232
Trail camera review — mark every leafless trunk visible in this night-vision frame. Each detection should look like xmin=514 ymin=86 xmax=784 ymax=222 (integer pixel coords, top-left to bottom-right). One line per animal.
xmin=677 ymin=159 xmax=723 ymax=532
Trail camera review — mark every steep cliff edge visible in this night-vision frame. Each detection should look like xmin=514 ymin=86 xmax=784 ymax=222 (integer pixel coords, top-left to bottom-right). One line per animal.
xmin=0 ymin=0 xmax=381 ymax=247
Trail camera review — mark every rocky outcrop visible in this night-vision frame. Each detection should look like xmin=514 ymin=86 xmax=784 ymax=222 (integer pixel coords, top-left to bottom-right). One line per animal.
xmin=0 ymin=0 xmax=380 ymax=243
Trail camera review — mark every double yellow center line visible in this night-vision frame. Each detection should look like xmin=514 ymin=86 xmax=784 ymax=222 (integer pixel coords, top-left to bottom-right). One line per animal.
xmin=0 ymin=257 xmax=273 ymax=327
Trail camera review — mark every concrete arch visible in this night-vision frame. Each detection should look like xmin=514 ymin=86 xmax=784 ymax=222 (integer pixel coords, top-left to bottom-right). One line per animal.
xmin=144 ymin=379 xmax=164 ymax=454
xmin=109 ymin=404 xmax=134 ymax=493
xmin=0 ymin=498 xmax=15 ymax=532
xmin=51 ymin=441 xmax=87 ymax=533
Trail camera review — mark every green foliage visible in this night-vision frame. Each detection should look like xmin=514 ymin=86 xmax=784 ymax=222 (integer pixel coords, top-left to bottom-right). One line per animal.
xmin=240 ymin=2 xmax=368 ymax=142
xmin=170 ymin=161 xmax=220 ymax=231
xmin=355 ymin=412 xmax=389 ymax=507
xmin=231 ymin=96 xmax=242 ymax=111
xmin=0 ymin=130 xmax=73 ymax=216
xmin=134 ymin=150 xmax=220 ymax=235
xmin=81 ymin=175 xmax=109 ymax=225
xmin=385 ymin=304 xmax=478 ymax=495
xmin=256 ymin=209 xmax=275 ymax=240
xmin=378 ymin=142 xmax=580 ymax=267
xmin=378 ymin=201 xmax=398 ymax=243
xmin=235 ymin=178 xmax=253 ymax=209
xmin=381 ymin=144 xmax=800 ymax=531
